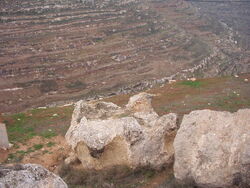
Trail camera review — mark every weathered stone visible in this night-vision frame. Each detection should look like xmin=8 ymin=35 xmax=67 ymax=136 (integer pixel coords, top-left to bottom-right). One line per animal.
xmin=0 ymin=123 xmax=9 ymax=149
xmin=174 ymin=109 xmax=250 ymax=188
xmin=0 ymin=164 xmax=68 ymax=188
xmin=70 ymin=100 xmax=122 ymax=127
xmin=126 ymin=92 xmax=156 ymax=113
xmin=65 ymin=92 xmax=178 ymax=170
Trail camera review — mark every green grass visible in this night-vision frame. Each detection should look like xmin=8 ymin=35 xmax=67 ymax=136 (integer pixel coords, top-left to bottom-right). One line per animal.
xmin=6 ymin=113 xmax=36 ymax=143
xmin=43 ymin=150 xmax=49 ymax=154
xmin=40 ymin=130 xmax=57 ymax=138
xmin=7 ymin=147 xmax=35 ymax=163
xmin=211 ymin=93 xmax=250 ymax=112
xmin=33 ymin=144 xmax=43 ymax=150
xmin=46 ymin=141 xmax=55 ymax=147
xmin=179 ymin=80 xmax=203 ymax=88
xmin=3 ymin=106 xmax=73 ymax=143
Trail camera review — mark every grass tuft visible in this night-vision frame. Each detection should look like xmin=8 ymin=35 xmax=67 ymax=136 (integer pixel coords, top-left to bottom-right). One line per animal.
xmin=46 ymin=141 xmax=55 ymax=147
xmin=33 ymin=144 xmax=43 ymax=150
xmin=40 ymin=130 xmax=57 ymax=138
xmin=179 ymin=80 xmax=203 ymax=88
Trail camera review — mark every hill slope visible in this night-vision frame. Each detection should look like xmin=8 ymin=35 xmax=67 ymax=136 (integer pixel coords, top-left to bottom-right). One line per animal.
xmin=0 ymin=0 xmax=249 ymax=113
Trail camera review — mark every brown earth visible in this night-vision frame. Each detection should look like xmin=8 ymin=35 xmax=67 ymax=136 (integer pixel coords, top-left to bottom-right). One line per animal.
xmin=2 ymin=136 xmax=70 ymax=171
xmin=0 ymin=149 xmax=9 ymax=163
xmin=21 ymin=136 xmax=70 ymax=171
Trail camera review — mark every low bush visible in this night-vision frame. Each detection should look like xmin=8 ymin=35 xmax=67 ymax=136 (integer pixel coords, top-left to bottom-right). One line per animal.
xmin=66 ymin=81 xmax=87 ymax=89
xmin=58 ymin=164 xmax=159 ymax=188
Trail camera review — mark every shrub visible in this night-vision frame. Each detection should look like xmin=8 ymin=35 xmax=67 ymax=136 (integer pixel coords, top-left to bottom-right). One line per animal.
xmin=66 ymin=81 xmax=87 ymax=89
xmin=40 ymin=80 xmax=58 ymax=93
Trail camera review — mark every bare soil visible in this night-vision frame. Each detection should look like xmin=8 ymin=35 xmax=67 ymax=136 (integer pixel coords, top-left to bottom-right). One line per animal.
xmin=0 ymin=149 xmax=9 ymax=163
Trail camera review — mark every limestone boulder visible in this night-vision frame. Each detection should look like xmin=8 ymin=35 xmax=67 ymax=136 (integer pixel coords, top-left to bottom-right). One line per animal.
xmin=174 ymin=109 xmax=250 ymax=188
xmin=65 ymin=92 xmax=178 ymax=170
xmin=70 ymin=100 xmax=122 ymax=127
xmin=0 ymin=164 xmax=68 ymax=188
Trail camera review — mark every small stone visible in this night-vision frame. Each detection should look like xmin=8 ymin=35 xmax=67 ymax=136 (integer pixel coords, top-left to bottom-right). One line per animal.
xmin=169 ymin=80 xmax=176 ymax=84
xmin=8 ymin=143 xmax=13 ymax=148
xmin=38 ymin=107 xmax=47 ymax=109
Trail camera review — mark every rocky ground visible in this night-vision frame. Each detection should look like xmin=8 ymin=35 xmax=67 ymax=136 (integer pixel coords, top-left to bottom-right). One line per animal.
xmin=0 ymin=0 xmax=250 ymax=187
xmin=1 ymin=73 xmax=249 ymax=187
xmin=0 ymin=0 xmax=249 ymax=113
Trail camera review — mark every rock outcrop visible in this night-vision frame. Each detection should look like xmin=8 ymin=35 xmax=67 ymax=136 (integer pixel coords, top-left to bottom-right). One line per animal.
xmin=65 ymin=92 xmax=178 ymax=170
xmin=174 ymin=109 xmax=250 ymax=188
xmin=0 ymin=164 xmax=68 ymax=188
xmin=0 ymin=123 xmax=10 ymax=150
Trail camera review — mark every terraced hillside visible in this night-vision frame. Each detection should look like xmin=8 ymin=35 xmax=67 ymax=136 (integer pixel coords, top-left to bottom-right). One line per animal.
xmin=189 ymin=0 xmax=250 ymax=50
xmin=0 ymin=0 xmax=249 ymax=113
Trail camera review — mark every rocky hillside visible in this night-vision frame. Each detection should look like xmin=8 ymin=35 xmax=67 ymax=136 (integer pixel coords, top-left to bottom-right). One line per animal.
xmin=189 ymin=0 xmax=250 ymax=50
xmin=0 ymin=0 xmax=249 ymax=113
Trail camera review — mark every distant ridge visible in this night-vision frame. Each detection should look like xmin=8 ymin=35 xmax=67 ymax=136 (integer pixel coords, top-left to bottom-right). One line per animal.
xmin=186 ymin=0 xmax=250 ymax=2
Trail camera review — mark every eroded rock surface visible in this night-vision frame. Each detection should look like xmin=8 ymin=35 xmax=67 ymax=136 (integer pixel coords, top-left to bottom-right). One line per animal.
xmin=65 ymin=92 xmax=177 ymax=170
xmin=0 ymin=164 xmax=68 ymax=188
xmin=174 ymin=109 xmax=250 ymax=188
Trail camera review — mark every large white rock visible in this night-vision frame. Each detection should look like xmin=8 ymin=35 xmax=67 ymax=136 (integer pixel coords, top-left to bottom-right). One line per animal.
xmin=0 ymin=164 xmax=68 ymax=188
xmin=65 ymin=92 xmax=178 ymax=170
xmin=174 ymin=109 xmax=250 ymax=188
